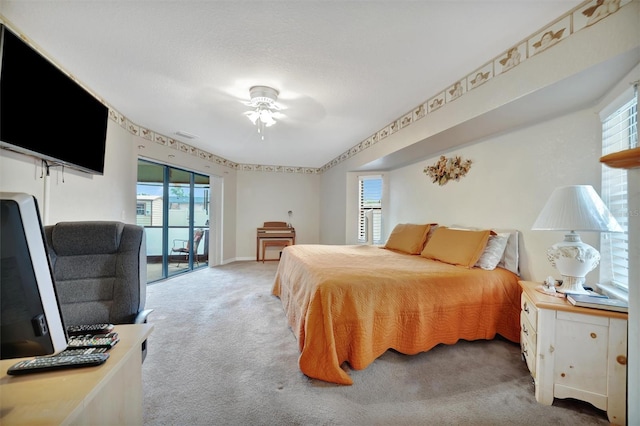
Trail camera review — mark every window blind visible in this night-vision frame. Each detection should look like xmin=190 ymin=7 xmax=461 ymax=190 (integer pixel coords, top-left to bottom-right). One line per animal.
xmin=358 ymin=175 xmax=382 ymax=244
xmin=600 ymin=93 xmax=637 ymax=290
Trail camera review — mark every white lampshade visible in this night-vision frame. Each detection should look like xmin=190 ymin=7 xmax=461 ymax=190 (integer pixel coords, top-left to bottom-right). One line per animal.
xmin=532 ymin=185 xmax=622 ymax=232
xmin=532 ymin=185 xmax=622 ymax=294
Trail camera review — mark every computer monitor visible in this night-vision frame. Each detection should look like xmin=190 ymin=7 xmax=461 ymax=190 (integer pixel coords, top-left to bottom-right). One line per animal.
xmin=0 ymin=192 xmax=68 ymax=359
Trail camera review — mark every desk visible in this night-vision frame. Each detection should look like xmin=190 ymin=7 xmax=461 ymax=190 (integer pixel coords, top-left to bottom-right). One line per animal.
xmin=0 ymin=324 xmax=153 ymax=425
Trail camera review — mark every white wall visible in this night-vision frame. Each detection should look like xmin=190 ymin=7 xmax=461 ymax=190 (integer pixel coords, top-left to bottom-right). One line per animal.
xmin=319 ymin=160 xmax=349 ymax=244
xmin=319 ymin=3 xmax=638 ymax=283
xmin=627 ymin=167 xmax=639 ymax=423
xmin=236 ymin=170 xmax=320 ymax=260
xmin=0 ymin=120 xmax=136 ymax=224
xmin=0 ymin=118 xmax=321 ymax=264
xmin=0 ymin=119 xmax=244 ymax=262
xmin=387 ymin=108 xmax=601 ymax=283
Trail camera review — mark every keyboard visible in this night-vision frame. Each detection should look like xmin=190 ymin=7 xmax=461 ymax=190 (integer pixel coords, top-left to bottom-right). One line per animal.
xmin=7 ymin=353 xmax=110 ymax=375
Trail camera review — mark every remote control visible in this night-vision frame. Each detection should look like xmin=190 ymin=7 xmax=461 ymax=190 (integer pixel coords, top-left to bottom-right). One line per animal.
xmin=67 ymin=332 xmax=119 ymax=349
xmin=66 ymin=323 xmax=114 ymax=336
xmin=56 ymin=347 xmax=108 ymax=357
xmin=7 ymin=353 xmax=110 ymax=375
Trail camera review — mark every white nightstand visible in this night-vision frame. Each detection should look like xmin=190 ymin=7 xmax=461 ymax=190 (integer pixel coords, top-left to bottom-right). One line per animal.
xmin=518 ymin=281 xmax=628 ymax=425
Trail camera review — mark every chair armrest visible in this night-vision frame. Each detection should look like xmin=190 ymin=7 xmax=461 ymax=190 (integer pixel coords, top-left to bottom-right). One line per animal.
xmin=134 ymin=309 xmax=154 ymax=324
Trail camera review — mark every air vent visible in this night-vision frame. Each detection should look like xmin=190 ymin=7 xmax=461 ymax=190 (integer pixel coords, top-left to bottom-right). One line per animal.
xmin=175 ymin=130 xmax=197 ymax=139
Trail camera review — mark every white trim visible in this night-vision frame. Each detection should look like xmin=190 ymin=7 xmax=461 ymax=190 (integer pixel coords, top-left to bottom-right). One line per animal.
xmin=595 ymin=282 xmax=629 ymax=303
xmin=599 ymin=85 xmax=635 ymax=120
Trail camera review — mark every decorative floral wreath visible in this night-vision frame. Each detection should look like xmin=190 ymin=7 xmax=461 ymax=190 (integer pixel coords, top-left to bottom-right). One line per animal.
xmin=423 ymin=155 xmax=472 ymax=186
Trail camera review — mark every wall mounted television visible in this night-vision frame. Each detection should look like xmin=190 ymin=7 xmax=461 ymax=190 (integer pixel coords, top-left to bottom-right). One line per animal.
xmin=0 ymin=24 xmax=109 ymax=175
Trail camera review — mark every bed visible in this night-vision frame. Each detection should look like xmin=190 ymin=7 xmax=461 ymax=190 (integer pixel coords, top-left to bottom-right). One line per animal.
xmin=271 ymin=224 xmax=522 ymax=385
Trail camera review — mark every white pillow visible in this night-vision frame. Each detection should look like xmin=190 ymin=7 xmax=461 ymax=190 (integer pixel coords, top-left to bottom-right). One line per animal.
xmin=475 ymin=233 xmax=509 ymax=270
xmin=494 ymin=229 xmax=520 ymax=275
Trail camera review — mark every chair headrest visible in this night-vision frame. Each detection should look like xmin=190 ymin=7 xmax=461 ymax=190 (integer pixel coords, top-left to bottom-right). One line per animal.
xmin=50 ymin=221 xmax=125 ymax=255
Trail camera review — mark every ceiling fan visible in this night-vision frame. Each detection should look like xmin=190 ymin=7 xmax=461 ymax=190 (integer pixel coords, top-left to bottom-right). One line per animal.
xmin=243 ymin=86 xmax=284 ymax=140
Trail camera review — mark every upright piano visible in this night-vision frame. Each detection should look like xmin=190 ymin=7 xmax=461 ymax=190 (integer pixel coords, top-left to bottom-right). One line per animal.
xmin=256 ymin=221 xmax=296 ymax=261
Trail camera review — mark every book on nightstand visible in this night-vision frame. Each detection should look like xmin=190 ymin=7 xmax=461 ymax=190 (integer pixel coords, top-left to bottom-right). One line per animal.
xmin=567 ymin=294 xmax=628 ymax=313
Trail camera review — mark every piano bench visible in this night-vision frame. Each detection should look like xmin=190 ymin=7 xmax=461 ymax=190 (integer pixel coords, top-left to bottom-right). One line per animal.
xmin=262 ymin=240 xmax=291 ymax=263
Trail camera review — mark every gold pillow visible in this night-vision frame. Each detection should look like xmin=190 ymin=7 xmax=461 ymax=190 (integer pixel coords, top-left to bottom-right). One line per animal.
xmin=420 ymin=227 xmax=491 ymax=267
xmin=384 ymin=223 xmax=432 ymax=255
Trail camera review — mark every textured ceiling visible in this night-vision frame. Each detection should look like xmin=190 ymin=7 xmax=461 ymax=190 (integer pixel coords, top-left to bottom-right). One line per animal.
xmin=0 ymin=1 xmax=585 ymax=168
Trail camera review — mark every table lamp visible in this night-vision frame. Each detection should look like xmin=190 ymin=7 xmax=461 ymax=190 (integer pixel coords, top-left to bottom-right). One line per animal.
xmin=531 ymin=185 xmax=622 ymax=294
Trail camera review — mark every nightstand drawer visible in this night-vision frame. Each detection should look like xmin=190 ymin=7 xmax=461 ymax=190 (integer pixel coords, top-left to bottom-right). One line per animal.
xmin=521 ymin=332 xmax=536 ymax=376
xmin=521 ymin=292 xmax=538 ymax=332
xmin=520 ymin=311 xmax=537 ymax=348
xmin=556 ymin=310 xmax=609 ymax=326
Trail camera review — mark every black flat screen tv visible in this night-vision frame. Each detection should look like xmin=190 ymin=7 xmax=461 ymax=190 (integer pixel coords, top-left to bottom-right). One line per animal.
xmin=0 ymin=25 xmax=109 ymax=175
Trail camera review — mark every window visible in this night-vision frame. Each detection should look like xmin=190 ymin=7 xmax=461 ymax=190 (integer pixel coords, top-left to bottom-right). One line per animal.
xmin=358 ymin=175 xmax=383 ymax=244
xmin=600 ymin=90 xmax=637 ymax=292
xmin=137 ymin=159 xmax=211 ymax=282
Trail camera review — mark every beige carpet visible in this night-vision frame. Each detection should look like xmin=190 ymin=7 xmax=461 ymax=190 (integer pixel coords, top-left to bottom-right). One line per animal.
xmin=141 ymin=261 xmax=610 ymax=425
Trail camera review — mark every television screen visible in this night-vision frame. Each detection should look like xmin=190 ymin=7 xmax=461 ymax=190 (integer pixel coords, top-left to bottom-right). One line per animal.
xmin=0 ymin=192 xmax=68 ymax=359
xmin=0 ymin=25 xmax=109 ymax=175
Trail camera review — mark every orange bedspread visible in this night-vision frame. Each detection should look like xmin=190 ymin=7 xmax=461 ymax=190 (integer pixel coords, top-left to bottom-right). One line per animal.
xmin=272 ymin=244 xmax=522 ymax=385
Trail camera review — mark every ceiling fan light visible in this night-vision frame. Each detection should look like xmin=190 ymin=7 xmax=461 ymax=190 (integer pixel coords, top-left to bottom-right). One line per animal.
xmin=259 ymin=108 xmax=272 ymax=121
xmin=245 ymin=86 xmax=280 ymax=137
xmin=263 ymin=115 xmax=276 ymax=127
xmin=245 ymin=110 xmax=260 ymax=125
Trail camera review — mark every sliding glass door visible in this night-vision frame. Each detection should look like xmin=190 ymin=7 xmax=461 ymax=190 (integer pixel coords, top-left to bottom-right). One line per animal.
xmin=137 ymin=159 xmax=210 ymax=282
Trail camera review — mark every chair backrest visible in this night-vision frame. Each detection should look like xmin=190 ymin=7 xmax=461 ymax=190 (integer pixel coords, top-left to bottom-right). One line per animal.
xmin=44 ymin=221 xmax=147 ymax=327
xmin=194 ymin=228 xmax=204 ymax=245
xmin=183 ymin=228 xmax=204 ymax=251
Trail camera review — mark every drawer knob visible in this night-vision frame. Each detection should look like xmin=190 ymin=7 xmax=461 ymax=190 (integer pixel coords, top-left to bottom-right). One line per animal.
xmin=590 ymin=332 xmax=597 ymax=339
xmin=523 ymin=302 xmax=529 ymax=314
xmin=617 ymin=355 xmax=627 ymax=365
xmin=522 ymin=324 xmax=529 ymax=335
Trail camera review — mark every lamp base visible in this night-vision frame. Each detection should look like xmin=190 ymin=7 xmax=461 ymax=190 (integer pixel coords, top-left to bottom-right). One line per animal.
xmin=546 ymin=231 xmax=600 ymax=295
xmin=556 ymin=276 xmax=591 ymax=294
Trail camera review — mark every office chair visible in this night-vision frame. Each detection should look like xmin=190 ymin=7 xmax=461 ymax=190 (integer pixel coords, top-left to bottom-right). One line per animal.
xmin=44 ymin=221 xmax=153 ymax=361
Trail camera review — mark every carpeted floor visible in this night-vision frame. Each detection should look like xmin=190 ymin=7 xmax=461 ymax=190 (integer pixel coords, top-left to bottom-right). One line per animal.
xmin=141 ymin=261 xmax=610 ymax=425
